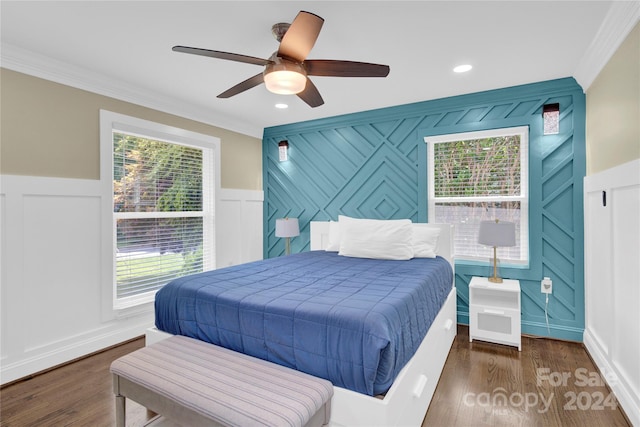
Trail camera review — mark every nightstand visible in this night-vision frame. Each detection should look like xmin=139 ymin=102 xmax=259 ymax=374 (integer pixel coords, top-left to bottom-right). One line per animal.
xmin=469 ymin=276 xmax=521 ymax=351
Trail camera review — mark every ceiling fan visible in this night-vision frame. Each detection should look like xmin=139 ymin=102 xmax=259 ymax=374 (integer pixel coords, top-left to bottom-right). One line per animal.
xmin=172 ymin=11 xmax=390 ymax=108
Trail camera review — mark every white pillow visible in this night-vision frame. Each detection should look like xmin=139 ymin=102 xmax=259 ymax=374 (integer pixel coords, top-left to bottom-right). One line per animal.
xmin=325 ymin=220 xmax=341 ymax=251
xmin=412 ymin=224 xmax=440 ymax=258
xmin=338 ymin=215 xmax=414 ymax=260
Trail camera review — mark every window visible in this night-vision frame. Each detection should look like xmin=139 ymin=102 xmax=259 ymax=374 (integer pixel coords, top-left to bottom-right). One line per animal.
xmin=425 ymin=127 xmax=528 ymax=264
xmin=101 ymin=111 xmax=218 ymax=310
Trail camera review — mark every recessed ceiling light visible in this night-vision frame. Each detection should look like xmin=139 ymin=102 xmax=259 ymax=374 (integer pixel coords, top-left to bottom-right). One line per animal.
xmin=275 ymin=103 xmax=289 ymax=109
xmin=453 ymin=64 xmax=473 ymax=73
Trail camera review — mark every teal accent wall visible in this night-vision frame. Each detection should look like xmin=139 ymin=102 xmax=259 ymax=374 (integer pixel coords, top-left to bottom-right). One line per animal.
xmin=263 ymin=78 xmax=586 ymax=341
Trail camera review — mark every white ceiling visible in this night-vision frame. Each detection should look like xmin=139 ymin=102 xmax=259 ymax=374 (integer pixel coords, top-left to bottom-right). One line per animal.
xmin=0 ymin=1 xmax=632 ymax=138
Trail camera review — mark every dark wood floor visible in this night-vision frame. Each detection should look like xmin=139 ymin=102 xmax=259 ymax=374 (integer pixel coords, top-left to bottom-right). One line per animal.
xmin=1 ymin=338 xmax=152 ymax=427
xmin=423 ymin=326 xmax=630 ymax=427
xmin=1 ymin=326 xmax=631 ymax=427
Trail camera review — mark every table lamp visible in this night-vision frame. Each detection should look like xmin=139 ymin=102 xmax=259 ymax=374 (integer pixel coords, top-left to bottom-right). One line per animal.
xmin=478 ymin=219 xmax=516 ymax=283
xmin=275 ymin=217 xmax=299 ymax=255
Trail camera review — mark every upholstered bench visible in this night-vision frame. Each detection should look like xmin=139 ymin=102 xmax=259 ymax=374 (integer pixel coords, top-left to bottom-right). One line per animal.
xmin=110 ymin=335 xmax=333 ymax=427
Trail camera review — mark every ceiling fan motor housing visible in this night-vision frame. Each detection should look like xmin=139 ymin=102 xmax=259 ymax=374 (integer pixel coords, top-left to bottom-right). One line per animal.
xmin=271 ymin=23 xmax=291 ymax=42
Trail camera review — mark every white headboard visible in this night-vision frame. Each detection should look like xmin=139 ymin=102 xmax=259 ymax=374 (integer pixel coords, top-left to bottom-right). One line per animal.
xmin=309 ymin=221 xmax=455 ymax=270
xmin=309 ymin=221 xmax=331 ymax=251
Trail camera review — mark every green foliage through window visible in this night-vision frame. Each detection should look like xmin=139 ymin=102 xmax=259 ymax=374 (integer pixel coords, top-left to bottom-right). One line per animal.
xmin=433 ymin=136 xmax=521 ymax=198
xmin=113 ymin=133 xmax=203 ymax=213
xmin=428 ymin=127 xmax=528 ymax=263
xmin=113 ymin=132 xmax=205 ymax=299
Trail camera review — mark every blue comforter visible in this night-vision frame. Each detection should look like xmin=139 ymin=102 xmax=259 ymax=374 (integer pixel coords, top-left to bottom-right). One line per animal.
xmin=155 ymin=251 xmax=453 ymax=396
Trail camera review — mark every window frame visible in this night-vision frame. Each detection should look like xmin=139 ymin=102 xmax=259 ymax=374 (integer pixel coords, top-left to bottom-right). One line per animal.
xmin=425 ymin=126 xmax=529 ymax=265
xmin=100 ymin=110 xmax=220 ymax=315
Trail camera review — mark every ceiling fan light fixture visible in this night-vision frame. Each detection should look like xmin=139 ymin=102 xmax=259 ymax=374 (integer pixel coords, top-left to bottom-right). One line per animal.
xmin=174 ymin=11 xmax=388 ymax=107
xmin=264 ymin=60 xmax=307 ymax=95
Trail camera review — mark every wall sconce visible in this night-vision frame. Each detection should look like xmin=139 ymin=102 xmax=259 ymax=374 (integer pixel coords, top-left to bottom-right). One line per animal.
xmin=278 ymin=140 xmax=289 ymax=161
xmin=543 ymin=103 xmax=560 ymax=135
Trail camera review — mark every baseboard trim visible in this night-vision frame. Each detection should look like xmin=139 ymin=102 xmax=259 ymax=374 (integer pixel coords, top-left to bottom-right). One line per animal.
xmin=584 ymin=329 xmax=640 ymax=427
xmin=522 ymin=320 xmax=584 ymax=342
xmin=0 ymin=322 xmax=151 ymax=385
xmin=457 ymin=313 xmax=584 ymax=342
xmin=0 ymin=335 xmax=144 ymax=389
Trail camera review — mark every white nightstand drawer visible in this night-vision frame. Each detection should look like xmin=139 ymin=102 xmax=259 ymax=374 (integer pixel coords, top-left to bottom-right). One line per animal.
xmin=470 ymin=306 xmax=520 ymax=341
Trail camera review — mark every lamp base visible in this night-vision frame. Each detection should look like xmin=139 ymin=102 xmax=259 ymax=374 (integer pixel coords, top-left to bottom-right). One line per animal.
xmin=488 ymin=247 xmax=503 ymax=283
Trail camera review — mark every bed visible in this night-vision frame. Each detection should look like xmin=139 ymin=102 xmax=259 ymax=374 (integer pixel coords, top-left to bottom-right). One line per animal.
xmin=147 ymin=220 xmax=457 ymax=426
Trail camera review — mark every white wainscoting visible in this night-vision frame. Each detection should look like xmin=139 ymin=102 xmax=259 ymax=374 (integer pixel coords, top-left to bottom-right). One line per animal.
xmin=217 ymin=189 xmax=264 ymax=268
xmin=584 ymin=159 xmax=640 ymax=427
xmin=0 ymin=175 xmax=263 ymax=384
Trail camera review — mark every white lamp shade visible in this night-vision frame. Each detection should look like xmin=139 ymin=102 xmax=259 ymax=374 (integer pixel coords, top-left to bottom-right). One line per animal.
xmin=275 ymin=218 xmax=300 ymax=238
xmin=478 ymin=220 xmax=516 ymax=247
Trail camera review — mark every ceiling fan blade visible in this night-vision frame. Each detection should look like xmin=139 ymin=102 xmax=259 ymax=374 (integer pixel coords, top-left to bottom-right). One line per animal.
xmin=297 ymin=78 xmax=324 ymax=108
xmin=305 ymin=60 xmax=390 ymax=77
xmin=278 ymin=11 xmax=324 ymax=62
xmin=173 ymin=46 xmax=269 ymax=66
xmin=217 ymin=73 xmax=265 ymax=98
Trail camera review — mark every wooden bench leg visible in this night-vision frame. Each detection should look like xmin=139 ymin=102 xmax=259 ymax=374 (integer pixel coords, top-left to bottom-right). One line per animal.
xmin=115 ymin=393 xmax=126 ymax=427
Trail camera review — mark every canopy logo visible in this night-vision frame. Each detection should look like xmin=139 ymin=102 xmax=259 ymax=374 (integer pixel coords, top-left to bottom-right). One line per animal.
xmin=463 ymin=367 xmax=619 ymax=413
xmin=463 ymin=388 xmax=554 ymax=414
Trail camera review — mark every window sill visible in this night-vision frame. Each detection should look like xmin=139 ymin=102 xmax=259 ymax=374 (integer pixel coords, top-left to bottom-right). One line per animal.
xmin=113 ymin=291 xmax=156 ymax=319
xmin=113 ymin=301 xmax=154 ymax=319
xmin=454 ymin=258 xmax=530 ymax=270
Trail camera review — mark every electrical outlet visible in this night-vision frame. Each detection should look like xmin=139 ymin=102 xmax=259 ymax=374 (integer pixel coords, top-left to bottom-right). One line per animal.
xmin=541 ymin=277 xmax=552 ymax=294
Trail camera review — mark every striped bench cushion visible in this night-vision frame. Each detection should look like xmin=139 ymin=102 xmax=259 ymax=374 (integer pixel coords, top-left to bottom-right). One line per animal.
xmin=111 ymin=335 xmax=333 ymax=427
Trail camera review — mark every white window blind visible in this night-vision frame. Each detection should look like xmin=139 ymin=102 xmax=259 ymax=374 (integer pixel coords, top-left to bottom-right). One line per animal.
xmin=426 ymin=127 xmax=529 ymax=264
xmin=100 ymin=111 xmax=216 ymax=310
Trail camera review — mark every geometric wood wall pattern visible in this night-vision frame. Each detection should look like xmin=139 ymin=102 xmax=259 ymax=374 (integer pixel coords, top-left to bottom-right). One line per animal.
xmin=263 ymin=78 xmax=586 ymax=340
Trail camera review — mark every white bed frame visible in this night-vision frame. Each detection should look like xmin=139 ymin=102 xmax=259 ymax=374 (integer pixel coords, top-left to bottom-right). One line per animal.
xmin=146 ymin=222 xmax=457 ymax=427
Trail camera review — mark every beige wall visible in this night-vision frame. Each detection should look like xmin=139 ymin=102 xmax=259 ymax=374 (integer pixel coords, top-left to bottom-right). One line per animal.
xmin=0 ymin=69 xmax=262 ymax=190
xmin=586 ymin=22 xmax=640 ymax=175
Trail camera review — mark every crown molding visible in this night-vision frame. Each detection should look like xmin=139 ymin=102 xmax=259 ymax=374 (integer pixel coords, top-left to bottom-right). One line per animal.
xmin=573 ymin=1 xmax=640 ymax=91
xmin=0 ymin=43 xmax=263 ymax=139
